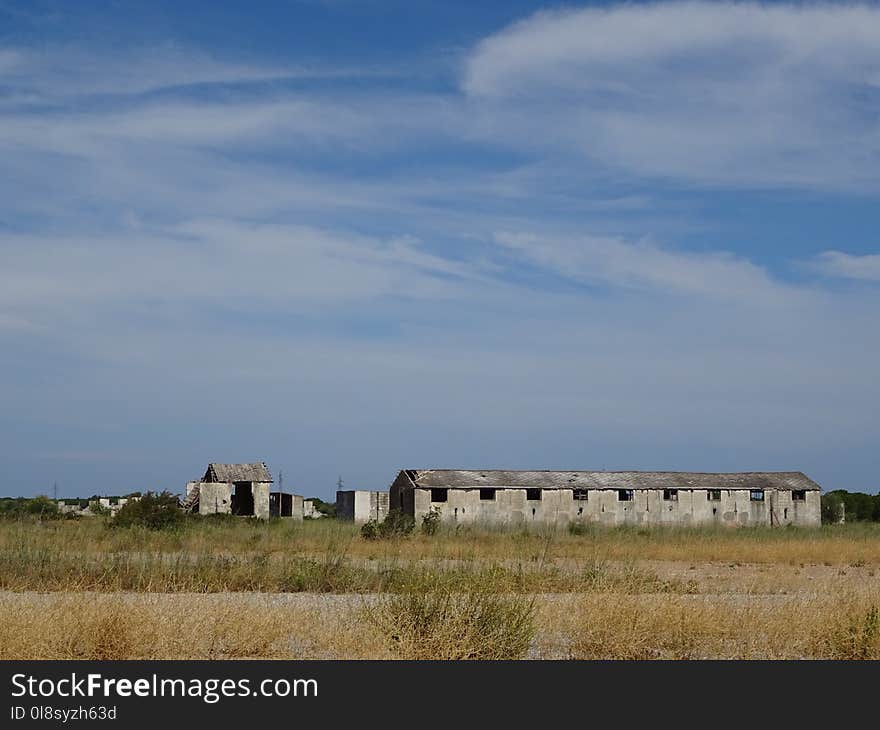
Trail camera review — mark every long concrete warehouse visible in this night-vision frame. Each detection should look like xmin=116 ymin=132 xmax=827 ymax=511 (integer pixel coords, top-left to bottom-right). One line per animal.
xmin=389 ymin=469 xmax=822 ymax=527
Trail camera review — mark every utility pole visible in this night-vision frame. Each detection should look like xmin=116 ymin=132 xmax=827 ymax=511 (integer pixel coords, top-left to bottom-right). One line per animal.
xmin=337 ymin=475 xmax=344 ymax=491
xmin=277 ymin=470 xmax=283 ymax=518
xmin=53 ymin=481 xmax=58 ymax=501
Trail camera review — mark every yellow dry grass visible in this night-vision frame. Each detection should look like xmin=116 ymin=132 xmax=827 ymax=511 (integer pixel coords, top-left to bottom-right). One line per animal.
xmin=4 ymin=517 xmax=880 ymax=659
xmin=8 ymin=518 xmax=880 ymax=567
xmin=0 ymin=593 xmax=387 ymax=660
xmin=3 ymin=585 xmax=880 ymax=660
xmin=537 ymin=589 xmax=880 ymax=659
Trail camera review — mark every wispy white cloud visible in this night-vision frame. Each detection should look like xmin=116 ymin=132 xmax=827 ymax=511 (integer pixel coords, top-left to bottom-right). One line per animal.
xmin=463 ymin=2 xmax=880 ymax=189
xmin=494 ymin=231 xmax=799 ymax=305
xmin=0 ymin=220 xmax=489 ymax=326
xmin=0 ymin=44 xmax=377 ymax=100
xmin=810 ymin=250 xmax=880 ymax=281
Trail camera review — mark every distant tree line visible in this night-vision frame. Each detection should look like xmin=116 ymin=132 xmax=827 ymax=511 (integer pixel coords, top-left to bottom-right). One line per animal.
xmin=0 ymin=496 xmax=63 ymax=519
xmin=821 ymin=490 xmax=880 ymax=524
xmin=0 ymin=492 xmax=144 ymax=521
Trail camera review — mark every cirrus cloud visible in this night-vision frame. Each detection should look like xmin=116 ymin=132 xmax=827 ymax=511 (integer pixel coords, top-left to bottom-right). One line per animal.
xmin=463 ymin=2 xmax=880 ymax=189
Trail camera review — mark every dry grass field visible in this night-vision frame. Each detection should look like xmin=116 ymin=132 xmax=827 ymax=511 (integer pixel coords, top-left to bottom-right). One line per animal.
xmin=3 ymin=517 xmax=880 ymax=659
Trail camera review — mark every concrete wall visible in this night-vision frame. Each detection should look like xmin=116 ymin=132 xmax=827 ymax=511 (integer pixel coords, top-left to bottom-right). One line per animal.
xmin=408 ymin=488 xmax=820 ymax=528
xmin=194 ymin=482 xmax=233 ymax=515
xmin=270 ymin=492 xmax=304 ymax=520
xmin=336 ymin=490 xmax=391 ymax=523
xmin=371 ymin=491 xmax=390 ymax=522
xmin=252 ymin=483 xmax=270 ymax=520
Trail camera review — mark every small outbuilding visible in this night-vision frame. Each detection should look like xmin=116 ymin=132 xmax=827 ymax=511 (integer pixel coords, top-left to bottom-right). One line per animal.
xmin=269 ymin=492 xmax=304 ymax=519
xmin=184 ymin=462 xmax=273 ymax=519
xmin=389 ymin=469 xmax=822 ymax=528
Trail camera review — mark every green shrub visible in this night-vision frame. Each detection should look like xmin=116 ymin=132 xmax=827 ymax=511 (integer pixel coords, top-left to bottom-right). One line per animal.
xmin=112 ymin=491 xmax=184 ymax=531
xmin=25 ymin=496 xmax=60 ymax=519
xmin=421 ymin=509 xmax=441 ymax=536
xmin=380 ymin=510 xmax=414 ymax=538
xmin=360 ymin=510 xmax=415 ymax=540
xmin=305 ymin=497 xmax=336 ymax=518
xmin=0 ymin=496 xmax=62 ymax=520
xmin=821 ymin=492 xmax=845 ymax=524
xmin=360 ymin=519 xmax=381 ymax=541
xmin=89 ymin=501 xmax=111 ymax=517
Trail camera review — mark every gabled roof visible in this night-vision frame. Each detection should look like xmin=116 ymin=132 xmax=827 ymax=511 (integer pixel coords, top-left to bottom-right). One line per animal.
xmin=396 ymin=469 xmax=820 ymax=492
xmin=203 ymin=462 xmax=272 ymax=483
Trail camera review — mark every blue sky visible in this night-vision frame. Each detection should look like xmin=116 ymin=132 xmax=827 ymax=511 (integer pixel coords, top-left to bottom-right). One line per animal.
xmin=2 ymin=0 xmax=879 ymax=499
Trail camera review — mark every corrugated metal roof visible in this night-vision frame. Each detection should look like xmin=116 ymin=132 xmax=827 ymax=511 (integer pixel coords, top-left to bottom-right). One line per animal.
xmin=396 ymin=469 xmax=820 ymax=491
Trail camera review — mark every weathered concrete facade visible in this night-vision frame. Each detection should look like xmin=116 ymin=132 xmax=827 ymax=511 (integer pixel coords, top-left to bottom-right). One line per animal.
xmin=336 ymin=490 xmax=390 ymax=524
xmin=390 ymin=470 xmax=822 ymax=528
xmin=269 ymin=492 xmax=304 ymax=519
xmin=184 ymin=463 xmax=272 ymax=519
xmin=185 ymin=481 xmax=233 ymax=515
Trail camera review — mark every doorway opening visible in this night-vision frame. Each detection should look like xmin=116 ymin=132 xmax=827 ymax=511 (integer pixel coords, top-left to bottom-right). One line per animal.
xmin=232 ymin=483 xmax=255 ymax=515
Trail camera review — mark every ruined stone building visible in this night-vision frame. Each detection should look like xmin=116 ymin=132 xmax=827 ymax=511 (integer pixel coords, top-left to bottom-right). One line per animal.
xmin=336 ymin=490 xmax=390 ymax=524
xmin=183 ymin=463 xmax=273 ymax=519
xmin=269 ymin=492 xmax=304 ymax=519
xmin=389 ymin=470 xmax=822 ymax=527
xmin=57 ymin=496 xmax=138 ymax=517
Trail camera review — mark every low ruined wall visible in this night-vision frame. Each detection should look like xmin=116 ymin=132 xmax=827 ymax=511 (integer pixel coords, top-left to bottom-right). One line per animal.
xmin=337 ymin=490 xmax=390 ymax=523
xmin=371 ymin=491 xmax=389 ymax=522
xmin=291 ymin=494 xmax=304 ymax=520
xmin=412 ymin=488 xmax=820 ymax=528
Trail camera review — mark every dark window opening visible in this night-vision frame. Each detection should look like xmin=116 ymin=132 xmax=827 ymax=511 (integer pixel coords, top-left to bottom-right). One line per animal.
xmin=784 ymin=508 xmax=788 ymax=520
xmin=231 ymin=483 xmax=254 ymax=516
xmin=430 ymin=488 xmax=448 ymax=503
xmin=480 ymin=488 xmax=496 ymax=501
xmin=573 ymin=488 xmax=589 ymax=501
xmin=618 ymin=489 xmax=633 ymax=502
xmin=526 ymin=489 xmax=542 ymax=501
xmin=707 ymin=489 xmax=722 ymax=501
xmin=663 ymin=489 xmax=678 ymax=501
xmin=749 ymin=489 xmax=764 ymax=502
xmin=792 ymin=490 xmax=806 ymax=501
